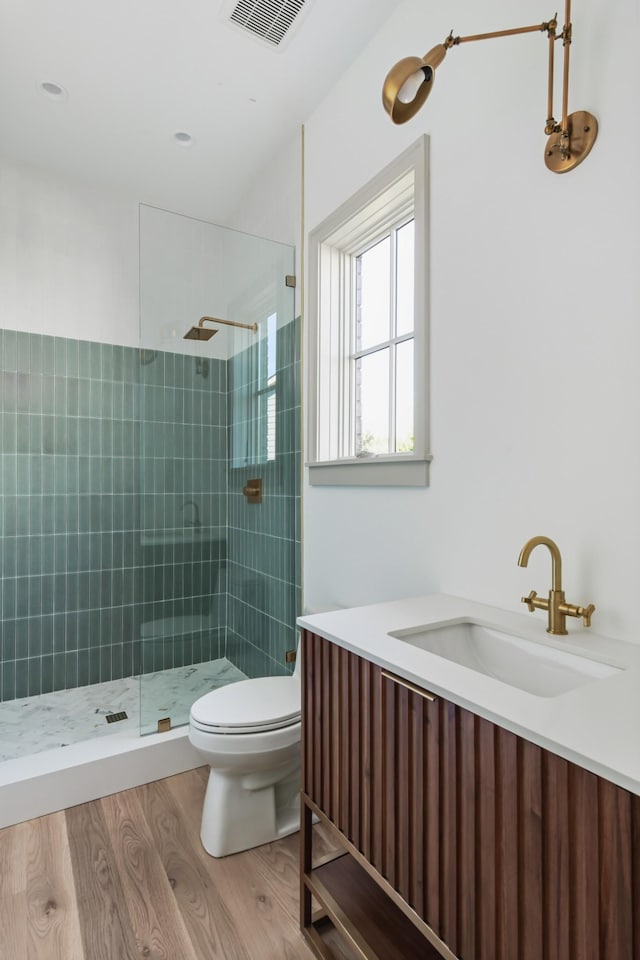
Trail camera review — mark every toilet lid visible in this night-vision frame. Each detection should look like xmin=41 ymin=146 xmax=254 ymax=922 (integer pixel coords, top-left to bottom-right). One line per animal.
xmin=190 ymin=676 xmax=301 ymax=733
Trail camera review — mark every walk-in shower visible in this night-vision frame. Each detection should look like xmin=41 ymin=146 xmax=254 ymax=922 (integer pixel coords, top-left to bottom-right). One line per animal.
xmin=0 ymin=206 xmax=301 ymax=823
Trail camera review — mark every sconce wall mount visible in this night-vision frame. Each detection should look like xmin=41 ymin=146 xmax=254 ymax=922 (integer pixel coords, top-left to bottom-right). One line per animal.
xmin=382 ymin=1 xmax=597 ymax=174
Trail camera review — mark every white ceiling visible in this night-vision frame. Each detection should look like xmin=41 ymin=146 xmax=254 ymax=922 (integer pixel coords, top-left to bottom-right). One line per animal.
xmin=0 ymin=0 xmax=403 ymax=224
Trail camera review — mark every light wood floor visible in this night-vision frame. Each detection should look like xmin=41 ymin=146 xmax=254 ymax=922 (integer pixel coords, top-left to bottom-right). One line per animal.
xmin=0 ymin=767 xmax=352 ymax=960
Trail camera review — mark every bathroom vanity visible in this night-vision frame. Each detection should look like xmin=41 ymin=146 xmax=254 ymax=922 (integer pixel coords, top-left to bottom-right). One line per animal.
xmin=297 ymin=595 xmax=640 ymax=960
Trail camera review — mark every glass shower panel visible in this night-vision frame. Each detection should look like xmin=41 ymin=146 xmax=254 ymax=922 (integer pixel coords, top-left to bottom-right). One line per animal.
xmin=138 ymin=206 xmax=298 ymax=735
xmin=135 ymin=348 xmax=232 ymax=735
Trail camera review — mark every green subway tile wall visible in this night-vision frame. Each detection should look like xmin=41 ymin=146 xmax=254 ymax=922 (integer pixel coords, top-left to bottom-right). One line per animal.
xmin=0 ymin=320 xmax=301 ymax=703
xmin=0 ymin=330 xmax=228 ymax=701
xmin=226 ymin=317 xmax=301 ymax=677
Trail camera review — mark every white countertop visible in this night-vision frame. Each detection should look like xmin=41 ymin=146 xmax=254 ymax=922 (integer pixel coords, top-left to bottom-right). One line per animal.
xmin=298 ymin=594 xmax=640 ymax=796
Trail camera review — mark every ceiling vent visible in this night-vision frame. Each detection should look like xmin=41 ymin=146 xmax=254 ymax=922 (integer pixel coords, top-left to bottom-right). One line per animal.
xmin=226 ymin=0 xmax=309 ymax=48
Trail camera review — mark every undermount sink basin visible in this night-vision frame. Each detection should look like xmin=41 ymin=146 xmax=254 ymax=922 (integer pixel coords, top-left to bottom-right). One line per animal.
xmin=388 ymin=621 xmax=622 ymax=698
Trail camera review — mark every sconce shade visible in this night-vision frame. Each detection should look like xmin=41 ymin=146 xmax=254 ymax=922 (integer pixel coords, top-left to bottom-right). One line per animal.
xmin=382 ymin=44 xmax=447 ymax=124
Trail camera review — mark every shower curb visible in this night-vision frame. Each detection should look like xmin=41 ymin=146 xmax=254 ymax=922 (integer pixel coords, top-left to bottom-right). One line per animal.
xmin=0 ymin=726 xmax=201 ymax=829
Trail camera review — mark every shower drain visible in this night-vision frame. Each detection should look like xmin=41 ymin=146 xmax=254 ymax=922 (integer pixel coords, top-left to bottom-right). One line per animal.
xmin=105 ymin=711 xmax=128 ymax=724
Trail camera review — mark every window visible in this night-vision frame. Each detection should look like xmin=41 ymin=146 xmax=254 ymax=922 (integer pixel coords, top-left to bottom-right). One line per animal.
xmin=230 ymin=311 xmax=277 ymax=467
xmin=258 ymin=312 xmax=278 ymax=463
xmin=307 ymin=137 xmax=430 ymax=486
xmin=355 ymin=219 xmax=415 ymax=456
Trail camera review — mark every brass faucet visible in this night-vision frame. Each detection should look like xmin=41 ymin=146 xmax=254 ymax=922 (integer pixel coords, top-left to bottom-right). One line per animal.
xmin=517 ymin=536 xmax=595 ymax=636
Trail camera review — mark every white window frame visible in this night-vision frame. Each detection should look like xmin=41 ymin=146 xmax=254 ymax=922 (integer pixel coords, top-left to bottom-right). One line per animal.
xmin=307 ymin=136 xmax=431 ymax=486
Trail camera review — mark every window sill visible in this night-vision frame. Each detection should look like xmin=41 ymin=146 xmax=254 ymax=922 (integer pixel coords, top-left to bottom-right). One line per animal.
xmin=307 ymin=456 xmax=431 ymax=487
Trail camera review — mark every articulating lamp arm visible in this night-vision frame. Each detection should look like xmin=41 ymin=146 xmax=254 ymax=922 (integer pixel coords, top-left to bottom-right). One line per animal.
xmin=446 ymin=20 xmax=554 ymax=47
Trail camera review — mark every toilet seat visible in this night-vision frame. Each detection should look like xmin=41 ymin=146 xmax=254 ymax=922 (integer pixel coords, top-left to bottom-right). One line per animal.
xmin=190 ymin=676 xmax=301 ymax=734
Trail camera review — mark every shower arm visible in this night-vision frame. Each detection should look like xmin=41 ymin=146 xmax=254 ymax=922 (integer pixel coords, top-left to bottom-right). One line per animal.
xmin=199 ymin=316 xmax=258 ymax=333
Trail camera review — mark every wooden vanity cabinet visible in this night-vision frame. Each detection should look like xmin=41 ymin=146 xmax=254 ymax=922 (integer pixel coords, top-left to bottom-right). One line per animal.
xmin=300 ymin=629 xmax=640 ymax=960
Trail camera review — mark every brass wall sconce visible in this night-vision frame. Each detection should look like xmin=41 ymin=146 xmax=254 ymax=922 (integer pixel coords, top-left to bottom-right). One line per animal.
xmin=382 ymin=0 xmax=597 ymax=173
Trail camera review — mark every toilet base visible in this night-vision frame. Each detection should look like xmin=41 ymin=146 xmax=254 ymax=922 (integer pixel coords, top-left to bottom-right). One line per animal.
xmin=200 ymin=760 xmax=300 ymax=858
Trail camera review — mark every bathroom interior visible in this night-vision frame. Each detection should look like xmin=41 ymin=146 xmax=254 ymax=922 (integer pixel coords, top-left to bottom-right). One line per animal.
xmin=1 ymin=0 xmax=639 ymax=957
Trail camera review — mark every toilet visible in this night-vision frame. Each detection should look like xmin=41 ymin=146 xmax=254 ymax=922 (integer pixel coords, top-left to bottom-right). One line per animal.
xmin=188 ymin=670 xmax=301 ymax=858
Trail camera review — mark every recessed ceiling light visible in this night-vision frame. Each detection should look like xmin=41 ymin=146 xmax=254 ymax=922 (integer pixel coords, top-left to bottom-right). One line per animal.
xmin=172 ymin=131 xmax=194 ymax=147
xmin=39 ymin=81 xmax=68 ymax=100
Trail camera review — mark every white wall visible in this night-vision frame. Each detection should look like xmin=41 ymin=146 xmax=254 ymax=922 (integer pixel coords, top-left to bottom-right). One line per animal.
xmin=228 ymin=129 xmax=303 ymax=320
xmin=0 ymin=159 xmax=296 ymax=359
xmin=297 ymin=0 xmax=640 ymax=641
xmin=139 ymin=204 xmax=295 ymax=360
xmin=0 ymin=159 xmax=140 ymax=346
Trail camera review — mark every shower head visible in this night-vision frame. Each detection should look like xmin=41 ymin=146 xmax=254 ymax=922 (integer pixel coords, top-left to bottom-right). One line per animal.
xmin=183 ymin=323 xmax=218 ymax=341
xmin=184 ymin=316 xmax=259 ymax=341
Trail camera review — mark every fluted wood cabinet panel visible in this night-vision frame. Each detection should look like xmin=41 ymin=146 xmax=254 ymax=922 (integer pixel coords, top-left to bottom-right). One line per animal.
xmin=302 ymin=631 xmax=640 ymax=960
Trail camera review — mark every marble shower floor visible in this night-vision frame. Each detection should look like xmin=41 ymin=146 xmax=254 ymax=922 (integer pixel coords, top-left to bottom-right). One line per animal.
xmin=0 ymin=658 xmax=247 ymax=763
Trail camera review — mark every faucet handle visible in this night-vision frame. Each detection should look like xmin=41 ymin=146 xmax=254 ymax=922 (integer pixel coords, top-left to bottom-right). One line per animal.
xmin=522 ymin=590 xmax=538 ymax=613
xmin=579 ymin=603 xmax=595 ymax=627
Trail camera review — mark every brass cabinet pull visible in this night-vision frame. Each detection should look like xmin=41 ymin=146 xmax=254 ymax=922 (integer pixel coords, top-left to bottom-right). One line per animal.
xmin=381 ymin=669 xmax=437 ymax=702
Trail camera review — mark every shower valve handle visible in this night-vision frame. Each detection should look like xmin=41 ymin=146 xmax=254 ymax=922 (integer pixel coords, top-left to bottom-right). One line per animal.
xmin=242 ymin=479 xmax=263 ymax=503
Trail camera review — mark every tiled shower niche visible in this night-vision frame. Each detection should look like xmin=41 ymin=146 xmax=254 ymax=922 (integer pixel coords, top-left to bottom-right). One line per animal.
xmin=0 ymin=320 xmax=301 ymax=705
